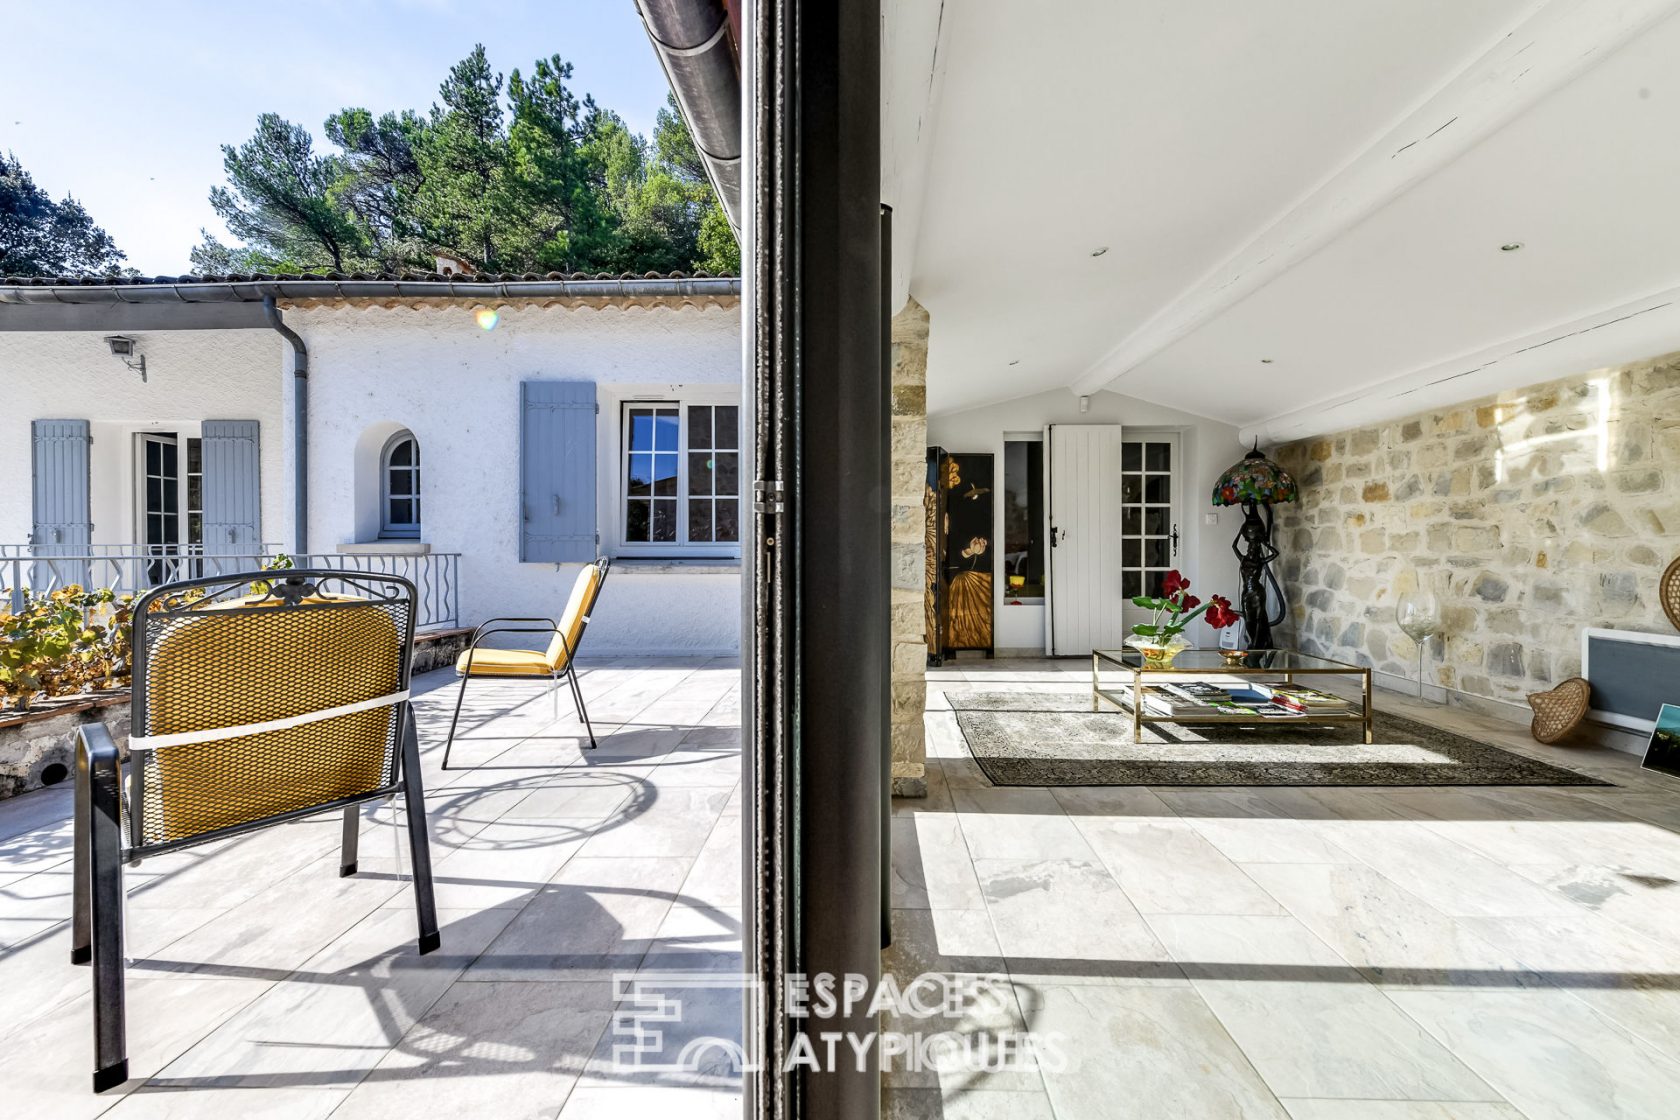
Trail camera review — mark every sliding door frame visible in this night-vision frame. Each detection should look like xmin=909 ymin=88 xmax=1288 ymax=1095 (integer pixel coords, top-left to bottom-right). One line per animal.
xmin=743 ymin=1 xmax=885 ymax=1118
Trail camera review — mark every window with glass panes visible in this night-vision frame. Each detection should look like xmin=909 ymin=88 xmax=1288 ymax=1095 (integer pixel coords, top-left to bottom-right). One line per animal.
xmin=1120 ymin=438 xmax=1177 ymax=599
xmin=686 ymin=404 xmax=740 ymax=543
xmin=623 ymin=402 xmax=740 ymax=548
xmin=141 ymin=435 xmax=179 ymax=549
xmin=382 ymin=431 xmax=421 ymax=539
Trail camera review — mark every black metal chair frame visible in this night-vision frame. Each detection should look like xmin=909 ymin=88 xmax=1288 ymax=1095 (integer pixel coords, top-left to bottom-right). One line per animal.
xmin=442 ymin=557 xmax=610 ymax=769
xmin=71 ymin=570 xmax=439 ymax=1093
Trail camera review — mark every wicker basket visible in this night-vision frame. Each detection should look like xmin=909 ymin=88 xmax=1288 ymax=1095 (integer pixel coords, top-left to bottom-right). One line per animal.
xmin=1662 ymin=555 xmax=1680 ymax=632
xmin=1527 ymin=677 xmax=1591 ymax=745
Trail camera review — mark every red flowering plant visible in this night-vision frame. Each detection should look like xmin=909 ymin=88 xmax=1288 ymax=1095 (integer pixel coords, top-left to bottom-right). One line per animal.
xmin=1129 ymin=570 xmax=1240 ymax=644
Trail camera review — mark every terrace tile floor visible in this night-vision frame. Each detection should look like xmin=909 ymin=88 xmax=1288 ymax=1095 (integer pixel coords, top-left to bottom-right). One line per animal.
xmin=10 ymin=653 xmax=1680 ymax=1119
xmin=0 ymin=657 xmax=744 ymax=1120
xmin=886 ymin=657 xmax=1680 ymax=1120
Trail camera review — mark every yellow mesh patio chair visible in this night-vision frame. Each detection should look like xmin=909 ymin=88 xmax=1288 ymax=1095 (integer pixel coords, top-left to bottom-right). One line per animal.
xmin=72 ymin=570 xmax=438 ymax=1093
xmin=441 ymin=557 xmax=610 ymax=768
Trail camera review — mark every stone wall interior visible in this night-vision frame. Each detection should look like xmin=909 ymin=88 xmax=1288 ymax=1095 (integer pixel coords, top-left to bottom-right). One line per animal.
xmin=1273 ymin=351 xmax=1680 ymax=707
xmin=889 ymin=299 xmax=930 ymax=796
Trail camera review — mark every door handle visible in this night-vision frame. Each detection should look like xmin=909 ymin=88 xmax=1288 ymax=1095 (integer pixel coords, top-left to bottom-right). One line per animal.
xmin=1171 ymin=524 xmax=1180 ymax=557
xmin=553 ymin=495 xmax=562 ymax=516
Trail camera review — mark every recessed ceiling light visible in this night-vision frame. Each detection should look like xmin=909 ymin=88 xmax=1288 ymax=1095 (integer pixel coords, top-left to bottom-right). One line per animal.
xmin=1090 ymin=246 xmax=1109 ymax=257
xmin=1500 ymin=242 xmax=1523 ymax=252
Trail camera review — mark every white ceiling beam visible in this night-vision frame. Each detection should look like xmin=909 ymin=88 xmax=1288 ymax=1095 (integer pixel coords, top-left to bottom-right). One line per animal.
xmin=1237 ymin=279 xmax=1680 ymax=445
xmin=1070 ymin=0 xmax=1680 ymax=398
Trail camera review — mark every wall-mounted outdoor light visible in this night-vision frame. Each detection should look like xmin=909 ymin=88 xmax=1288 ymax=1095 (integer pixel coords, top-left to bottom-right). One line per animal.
xmin=104 ymin=335 xmax=147 ymax=382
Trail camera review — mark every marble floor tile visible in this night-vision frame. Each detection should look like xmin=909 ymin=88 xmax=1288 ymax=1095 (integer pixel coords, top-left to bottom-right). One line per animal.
xmin=502 ymin=772 xmax=641 ymax=819
xmin=333 ymin=980 xmax=613 ymax=1120
xmin=1458 ymin=912 xmax=1680 ymax=1052
xmin=104 ymin=1085 xmax=351 ymax=1119
xmin=1025 ymin=983 xmax=1288 ymax=1120
xmin=974 ymin=858 xmax=1181 ymax=984
xmin=556 ymin=1086 xmax=742 ymax=1120
xmin=1073 ymin=815 xmax=1284 ymax=916
xmin=879 ymin=907 xmax=1039 ymax=1092
xmin=1389 ymin=987 xmax=1680 ymax=1120
xmin=463 ymin=856 xmax=691 ymax=982
xmin=1280 ymin=1102 xmax=1524 ymax=1120
xmin=575 ymin=788 xmax=730 ymax=860
xmin=1147 ymin=914 xmax=1497 ymax=1102
xmin=1048 ymin=784 xmax=1176 ymax=818
xmin=1382 ymin=788 xmax=1680 ymax=876
xmin=576 ymin=978 xmax=744 ymax=1092
xmin=0 ymin=973 xmax=275 ymax=1116
xmin=379 ymin=817 xmax=595 ymax=912
xmin=1326 ymin=818 xmax=1581 ymax=918
xmin=636 ymin=903 xmax=742 ymax=975
xmin=891 ymin=814 xmax=985 ymax=910
xmin=152 ymin=906 xmax=516 ymax=1089
xmin=953 ymin=788 xmax=1096 ymax=862
xmin=1241 ymin=862 xmax=1537 ymax=989
xmin=1514 ymin=860 xmax=1680 ymax=945
xmin=883 ymin=1086 xmax=1057 ymax=1119
xmin=1157 ymin=790 xmax=1357 ymax=864
xmin=679 ymin=812 xmax=744 ymax=910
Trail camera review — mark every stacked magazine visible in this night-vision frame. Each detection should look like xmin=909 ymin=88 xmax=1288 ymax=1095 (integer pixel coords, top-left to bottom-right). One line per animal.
xmin=1137 ymin=680 xmax=1351 ymax=719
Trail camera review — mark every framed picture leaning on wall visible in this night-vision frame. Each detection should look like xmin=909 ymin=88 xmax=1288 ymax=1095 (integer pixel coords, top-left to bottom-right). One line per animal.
xmin=1643 ymin=703 xmax=1680 ymax=779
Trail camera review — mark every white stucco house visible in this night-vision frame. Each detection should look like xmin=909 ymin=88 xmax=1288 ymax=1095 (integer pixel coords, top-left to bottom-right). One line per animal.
xmin=0 ymin=273 xmax=744 ymax=655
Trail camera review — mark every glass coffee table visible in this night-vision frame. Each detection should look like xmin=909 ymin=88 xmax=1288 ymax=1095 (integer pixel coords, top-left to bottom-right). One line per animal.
xmin=1092 ymin=648 xmax=1374 ymax=744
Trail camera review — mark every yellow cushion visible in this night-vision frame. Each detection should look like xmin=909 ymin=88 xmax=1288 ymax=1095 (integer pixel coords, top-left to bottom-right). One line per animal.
xmin=455 ymin=647 xmax=554 ymax=677
xmin=542 ymin=564 xmax=602 ymax=672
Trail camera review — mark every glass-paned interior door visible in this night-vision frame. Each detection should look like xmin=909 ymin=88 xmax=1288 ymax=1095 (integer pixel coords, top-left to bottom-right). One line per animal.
xmin=1119 ymin=433 xmax=1182 ymax=629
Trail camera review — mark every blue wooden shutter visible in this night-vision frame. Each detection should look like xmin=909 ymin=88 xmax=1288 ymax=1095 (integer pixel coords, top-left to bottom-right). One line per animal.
xmin=201 ymin=420 xmax=262 ymax=553
xmin=31 ymin=420 xmax=92 ymax=589
xmin=520 ymin=381 xmax=597 ymax=562
xmin=31 ymin=420 xmax=92 ymax=552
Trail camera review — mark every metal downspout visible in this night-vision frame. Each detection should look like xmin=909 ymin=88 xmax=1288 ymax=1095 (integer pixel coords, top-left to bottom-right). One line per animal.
xmin=261 ymin=296 xmax=309 ymax=554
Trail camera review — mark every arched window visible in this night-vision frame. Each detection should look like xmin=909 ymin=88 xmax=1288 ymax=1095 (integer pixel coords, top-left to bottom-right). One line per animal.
xmin=381 ymin=430 xmax=421 ymax=539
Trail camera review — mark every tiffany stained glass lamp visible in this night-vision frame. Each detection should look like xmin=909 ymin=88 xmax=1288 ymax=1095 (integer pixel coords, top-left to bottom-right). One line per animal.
xmin=1210 ymin=444 xmax=1298 ymax=649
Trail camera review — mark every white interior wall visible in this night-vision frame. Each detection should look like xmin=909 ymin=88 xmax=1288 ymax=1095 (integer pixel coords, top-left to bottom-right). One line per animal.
xmin=928 ymin=387 xmax=1248 ymax=653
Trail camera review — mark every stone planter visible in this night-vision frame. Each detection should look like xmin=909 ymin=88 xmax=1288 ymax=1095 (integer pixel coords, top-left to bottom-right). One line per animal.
xmin=0 ymin=690 xmax=131 ymax=799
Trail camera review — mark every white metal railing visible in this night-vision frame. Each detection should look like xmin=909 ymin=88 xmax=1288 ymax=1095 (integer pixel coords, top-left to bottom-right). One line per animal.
xmin=295 ymin=551 xmax=461 ymax=631
xmin=3 ymin=545 xmax=460 ymax=631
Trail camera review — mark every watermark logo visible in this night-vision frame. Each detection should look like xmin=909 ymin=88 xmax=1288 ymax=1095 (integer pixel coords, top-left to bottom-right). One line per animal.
xmin=612 ymin=972 xmax=1068 ymax=1076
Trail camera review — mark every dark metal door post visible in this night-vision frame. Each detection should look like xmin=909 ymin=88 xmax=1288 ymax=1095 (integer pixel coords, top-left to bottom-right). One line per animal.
xmin=744 ymin=0 xmax=885 ymax=1116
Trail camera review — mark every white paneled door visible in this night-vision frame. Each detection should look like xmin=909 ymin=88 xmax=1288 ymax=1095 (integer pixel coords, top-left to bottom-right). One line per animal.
xmin=1047 ymin=424 xmax=1129 ymax=655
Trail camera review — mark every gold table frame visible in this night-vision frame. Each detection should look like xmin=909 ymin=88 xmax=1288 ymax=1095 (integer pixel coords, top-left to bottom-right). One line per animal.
xmin=1092 ymin=647 xmax=1375 ymax=745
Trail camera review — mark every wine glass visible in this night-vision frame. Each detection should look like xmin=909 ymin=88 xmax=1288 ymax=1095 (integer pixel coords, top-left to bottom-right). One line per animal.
xmin=1395 ymin=581 xmax=1441 ymax=698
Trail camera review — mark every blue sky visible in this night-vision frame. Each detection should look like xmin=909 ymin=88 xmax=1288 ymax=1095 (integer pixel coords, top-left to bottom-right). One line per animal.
xmin=4 ymin=0 xmax=672 ymax=274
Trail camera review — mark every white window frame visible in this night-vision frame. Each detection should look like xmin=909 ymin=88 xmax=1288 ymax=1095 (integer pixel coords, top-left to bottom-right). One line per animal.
xmin=608 ymin=390 xmax=743 ymax=560
xmin=380 ymin=430 xmax=422 ymax=540
xmin=134 ymin=432 xmax=182 ymax=551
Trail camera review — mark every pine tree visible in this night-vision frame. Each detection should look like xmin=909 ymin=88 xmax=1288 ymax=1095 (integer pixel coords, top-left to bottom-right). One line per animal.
xmin=0 ymin=151 xmax=127 ymax=275
xmin=203 ymin=114 xmax=365 ymax=271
